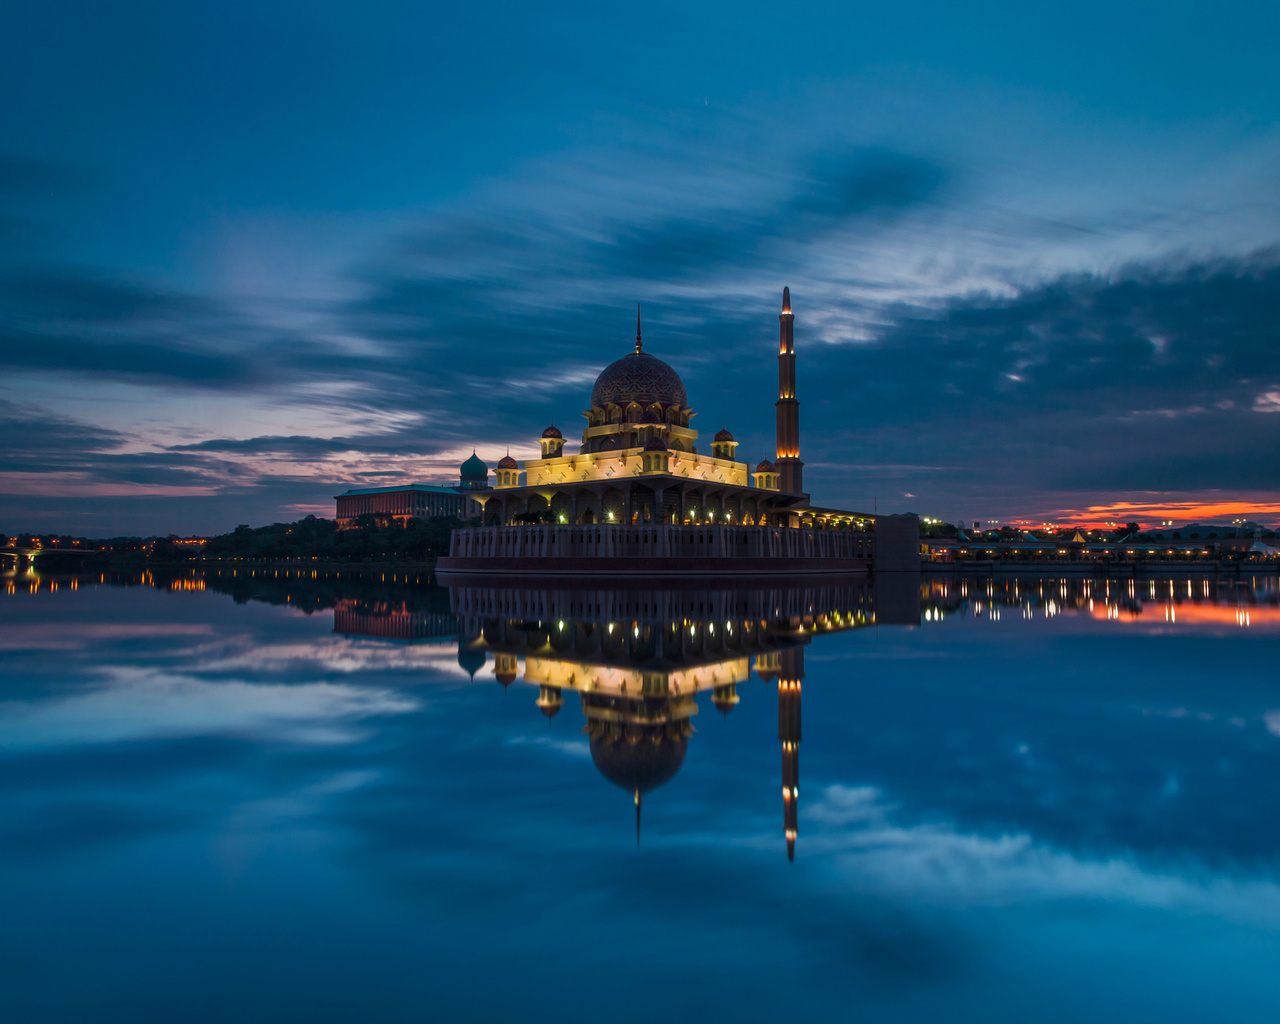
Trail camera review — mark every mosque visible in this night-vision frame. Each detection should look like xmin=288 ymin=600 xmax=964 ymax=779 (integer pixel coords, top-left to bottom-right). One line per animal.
xmin=469 ymin=288 xmax=852 ymax=529
xmin=435 ymin=288 xmax=919 ymax=575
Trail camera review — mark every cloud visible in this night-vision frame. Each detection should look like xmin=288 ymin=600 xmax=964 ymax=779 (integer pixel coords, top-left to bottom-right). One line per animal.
xmin=805 ymin=785 xmax=1280 ymax=925
xmin=1 ymin=106 xmax=1278 ymax=532
xmin=0 ymin=667 xmax=419 ymax=749
xmin=0 ymin=399 xmax=127 ymax=461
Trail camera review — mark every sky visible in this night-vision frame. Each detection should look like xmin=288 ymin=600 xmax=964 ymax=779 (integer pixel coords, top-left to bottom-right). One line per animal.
xmin=1 ymin=1 xmax=1278 ymax=536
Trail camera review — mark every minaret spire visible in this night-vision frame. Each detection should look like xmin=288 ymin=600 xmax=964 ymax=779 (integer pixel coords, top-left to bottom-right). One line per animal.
xmin=635 ymin=304 xmax=643 ymax=354
xmin=635 ymin=789 xmax=642 ymax=845
xmin=775 ymin=287 xmax=804 ymax=495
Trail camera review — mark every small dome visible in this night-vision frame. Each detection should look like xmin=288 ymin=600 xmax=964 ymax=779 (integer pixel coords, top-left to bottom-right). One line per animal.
xmin=460 ymin=452 xmax=488 ymax=477
xmin=714 ymin=427 xmax=735 ymax=443
xmin=644 ymin=437 xmax=669 ymax=451
xmin=755 ymin=459 xmax=776 ymax=473
xmin=497 ymin=454 xmax=518 ymax=469
xmin=457 ymin=648 xmax=486 ymax=679
xmin=541 ymin=424 xmax=562 ymax=439
xmin=712 ymin=686 xmax=739 ymax=714
xmin=591 ymin=350 xmax=687 ymax=410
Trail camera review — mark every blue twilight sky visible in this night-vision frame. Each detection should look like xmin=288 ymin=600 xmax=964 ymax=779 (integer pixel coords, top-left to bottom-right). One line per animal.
xmin=2 ymin=1 xmax=1279 ymax=535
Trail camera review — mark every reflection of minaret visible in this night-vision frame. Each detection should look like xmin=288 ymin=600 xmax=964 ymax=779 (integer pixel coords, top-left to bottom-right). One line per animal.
xmin=778 ymin=646 xmax=803 ymax=861
xmin=775 ymin=287 xmax=804 ymax=495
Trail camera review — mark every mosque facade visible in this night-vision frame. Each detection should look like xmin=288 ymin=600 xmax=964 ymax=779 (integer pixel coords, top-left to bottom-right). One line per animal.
xmin=466 ymin=290 xmax=851 ymax=530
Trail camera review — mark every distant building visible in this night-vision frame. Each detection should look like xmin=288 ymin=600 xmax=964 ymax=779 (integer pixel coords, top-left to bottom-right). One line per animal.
xmin=334 ymin=455 xmax=488 ymax=528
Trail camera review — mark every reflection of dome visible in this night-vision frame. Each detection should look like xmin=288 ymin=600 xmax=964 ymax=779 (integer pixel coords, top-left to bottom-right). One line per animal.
xmin=457 ymin=647 xmax=486 ymax=679
xmin=541 ymin=424 xmax=562 ymax=438
xmin=495 ymin=667 xmax=517 ymax=687
xmin=714 ymin=427 xmax=735 ymax=442
xmin=712 ymin=684 xmax=740 ymax=714
xmin=497 ymin=454 xmax=518 ymax=469
xmin=591 ymin=351 xmax=687 ymax=409
xmin=590 ymin=733 xmax=688 ymax=795
xmin=644 ymin=437 xmax=668 ymax=451
xmin=755 ymin=459 xmax=776 ymax=472
xmin=536 ymin=685 xmax=563 ymax=718
xmin=461 ymin=452 xmax=488 ymax=478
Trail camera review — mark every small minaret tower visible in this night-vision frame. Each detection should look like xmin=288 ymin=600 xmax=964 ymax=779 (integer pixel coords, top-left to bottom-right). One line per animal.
xmin=778 ymin=645 xmax=804 ymax=861
xmin=775 ymin=287 xmax=804 ymax=494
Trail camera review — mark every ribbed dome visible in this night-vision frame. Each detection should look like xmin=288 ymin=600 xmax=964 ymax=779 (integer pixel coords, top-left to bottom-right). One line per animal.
xmin=755 ymin=459 xmax=776 ymax=472
xmin=541 ymin=424 xmax=562 ymax=439
xmin=497 ymin=454 xmax=518 ymax=469
xmin=591 ymin=350 xmax=687 ymax=410
xmin=644 ymin=437 xmax=668 ymax=451
xmin=460 ymin=452 xmax=488 ymax=477
xmin=590 ymin=733 xmax=688 ymax=796
xmin=714 ymin=427 xmax=735 ymax=442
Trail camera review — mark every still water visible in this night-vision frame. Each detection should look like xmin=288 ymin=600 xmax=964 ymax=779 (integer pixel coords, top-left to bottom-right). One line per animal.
xmin=2 ymin=568 xmax=1279 ymax=1022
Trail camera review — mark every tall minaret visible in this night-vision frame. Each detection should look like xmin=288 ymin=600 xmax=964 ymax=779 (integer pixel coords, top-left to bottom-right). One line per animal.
xmin=775 ymin=287 xmax=804 ymax=494
xmin=778 ymin=645 xmax=804 ymax=861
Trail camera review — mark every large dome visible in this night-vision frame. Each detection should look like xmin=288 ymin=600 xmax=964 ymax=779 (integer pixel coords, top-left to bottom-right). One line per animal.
xmin=590 ymin=350 xmax=687 ymax=409
xmin=590 ymin=732 xmax=688 ymax=795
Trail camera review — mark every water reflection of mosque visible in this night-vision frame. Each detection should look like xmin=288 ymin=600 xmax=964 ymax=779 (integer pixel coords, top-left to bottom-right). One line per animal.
xmin=448 ymin=581 xmax=916 ymax=860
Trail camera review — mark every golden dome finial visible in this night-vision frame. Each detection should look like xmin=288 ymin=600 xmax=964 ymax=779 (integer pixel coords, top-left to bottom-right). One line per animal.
xmin=635 ymin=304 xmax=642 ymax=354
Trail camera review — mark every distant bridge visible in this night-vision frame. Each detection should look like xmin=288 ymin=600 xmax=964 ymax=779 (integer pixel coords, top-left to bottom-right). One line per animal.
xmin=0 ymin=547 xmax=90 ymax=570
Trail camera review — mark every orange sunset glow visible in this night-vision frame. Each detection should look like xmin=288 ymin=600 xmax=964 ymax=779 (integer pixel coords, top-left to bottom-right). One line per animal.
xmin=1025 ymin=499 xmax=1280 ymax=531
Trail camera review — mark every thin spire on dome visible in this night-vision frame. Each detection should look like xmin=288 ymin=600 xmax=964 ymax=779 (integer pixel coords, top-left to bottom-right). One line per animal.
xmin=635 ymin=304 xmax=642 ymax=354
xmin=635 ymin=789 xmax=641 ymax=846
